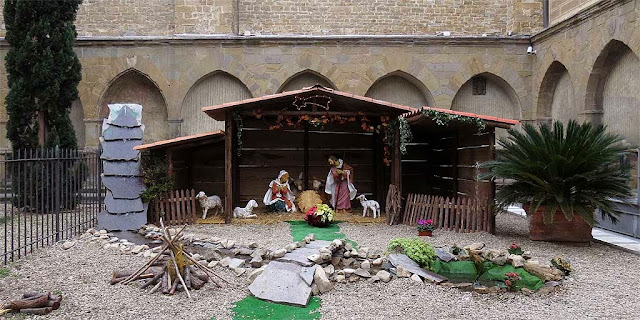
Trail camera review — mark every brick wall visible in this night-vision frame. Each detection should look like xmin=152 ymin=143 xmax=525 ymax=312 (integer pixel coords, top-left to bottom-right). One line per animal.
xmin=0 ymin=0 xmax=543 ymax=37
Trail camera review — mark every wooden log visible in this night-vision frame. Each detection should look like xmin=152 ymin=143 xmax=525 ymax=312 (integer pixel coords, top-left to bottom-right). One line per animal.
xmin=191 ymin=273 xmax=205 ymax=290
xmin=111 ymin=273 xmax=154 ymax=285
xmin=45 ymin=299 xmax=61 ymax=310
xmin=5 ymin=294 xmax=49 ymax=310
xmin=184 ymin=266 xmax=192 ymax=289
xmin=112 ymin=270 xmax=135 ymax=279
xmin=19 ymin=307 xmax=52 ymax=315
xmin=140 ymin=270 xmax=164 ymax=289
xmin=22 ymin=292 xmax=46 ymax=299
xmin=190 ymin=267 xmax=210 ymax=282
xmin=161 ymin=271 xmax=170 ymax=294
xmin=169 ymin=277 xmax=179 ymax=295
xmin=149 ymin=281 xmax=162 ymax=294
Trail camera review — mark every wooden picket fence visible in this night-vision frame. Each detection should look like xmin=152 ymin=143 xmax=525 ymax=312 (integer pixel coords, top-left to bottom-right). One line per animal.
xmin=401 ymin=194 xmax=494 ymax=233
xmin=151 ymin=189 xmax=198 ymax=225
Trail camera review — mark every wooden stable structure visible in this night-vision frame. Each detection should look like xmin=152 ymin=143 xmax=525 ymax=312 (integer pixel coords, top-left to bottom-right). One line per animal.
xmin=203 ymin=85 xmax=414 ymax=222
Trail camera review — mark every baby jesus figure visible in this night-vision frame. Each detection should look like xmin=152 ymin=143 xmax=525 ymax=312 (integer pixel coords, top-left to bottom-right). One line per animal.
xmin=324 ymin=156 xmax=357 ymax=214
xmin=263 ymin=170 xmax=296 ymax=212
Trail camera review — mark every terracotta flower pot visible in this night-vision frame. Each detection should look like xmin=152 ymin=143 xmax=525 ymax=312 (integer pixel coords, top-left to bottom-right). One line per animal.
xmin=527 ymin=206 xmax=593 ymax=242
xmin=418 ymin=230 xmax=433 ymax=237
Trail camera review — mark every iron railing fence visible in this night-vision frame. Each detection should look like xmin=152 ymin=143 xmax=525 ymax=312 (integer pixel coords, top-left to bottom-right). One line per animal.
xmin=1 ymin=148 xmax=104 ymax=265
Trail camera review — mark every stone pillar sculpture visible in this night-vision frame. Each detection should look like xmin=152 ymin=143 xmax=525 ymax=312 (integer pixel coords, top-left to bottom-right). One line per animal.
xmin=97 ymin=104 xmax=148 ymax=231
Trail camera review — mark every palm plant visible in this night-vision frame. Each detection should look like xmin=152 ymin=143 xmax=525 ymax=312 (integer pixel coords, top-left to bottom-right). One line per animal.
xmin=481 ymin=120 xmax=633 ymax=226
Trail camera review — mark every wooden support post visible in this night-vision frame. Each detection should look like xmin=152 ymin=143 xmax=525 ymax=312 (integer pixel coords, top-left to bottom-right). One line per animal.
xmin=373 ymin=124 xmax=385 ymax=207
xmin=303 ymin=122 xmax=309 ymax=190
xmin=391 ymin=128 xmax=402 ymax=198
xmin=488 ymin=128 xmax=496 ymax=234
xmin=167 ymin=149 xmax=174 ymax=176
xmin=452 ymin=132 xmax=459 ymax=197
xmin=224 ymin=112 xmax=234 ymax=223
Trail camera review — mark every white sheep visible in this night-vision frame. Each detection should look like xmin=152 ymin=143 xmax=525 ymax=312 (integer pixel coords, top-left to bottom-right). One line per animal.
xmin=196 ymin=191 xmax=223 ymax=219
xmin=233 ymin=199 xmax=259 ymax=219
xmin=356 ymin=194 xmax=380 ymax=219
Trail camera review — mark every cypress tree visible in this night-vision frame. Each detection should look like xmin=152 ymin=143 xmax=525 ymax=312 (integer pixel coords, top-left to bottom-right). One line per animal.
xmin=4 ymin=0 xmax=83 ymax=150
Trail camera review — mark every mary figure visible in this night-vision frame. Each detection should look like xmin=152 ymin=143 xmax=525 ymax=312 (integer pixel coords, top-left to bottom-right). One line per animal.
xmin=263 ymin=170 xmax=296 ymax=212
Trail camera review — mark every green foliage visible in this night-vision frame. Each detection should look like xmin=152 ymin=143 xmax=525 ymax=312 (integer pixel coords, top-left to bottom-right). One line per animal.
xmin=550 ymin=256 xmax=573 ymax=276
xmin=480 ymin=120 xmax=634 ymax=226
xmin=4 ymin=0 xmax=83 ymax=150
xmin=387 ymin=238 xmax=437 ymax=271
xmin=0 ymin=267 xmax=10 ymax=278
xmin=140 ymin=150 xmax=174 ymax=203
xmin=421 ymin=108 xmax=487 ymax=132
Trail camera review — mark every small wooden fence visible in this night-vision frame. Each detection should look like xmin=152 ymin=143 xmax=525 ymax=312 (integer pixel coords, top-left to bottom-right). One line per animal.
xmin=151 ymin=189 xmax=198 ymax=225
xmin=401 ymin=193 xmax=494 ymax=233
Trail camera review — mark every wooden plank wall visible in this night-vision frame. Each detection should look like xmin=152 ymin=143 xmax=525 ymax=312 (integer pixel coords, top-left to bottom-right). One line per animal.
xmin=402 ymin=128 xmax=494 ymax=200
xmin=189 ymin=142 xmax=226 ymax=199
xmin=238 ymin=118 xmax=384 ymax=206
xmin=150 ymin=189 xmax=198 ymax=226
xmin=401 ymin=193 xmax=493 ymax=233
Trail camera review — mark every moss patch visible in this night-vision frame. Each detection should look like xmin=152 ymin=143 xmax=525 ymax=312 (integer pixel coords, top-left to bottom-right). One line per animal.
xmin=288 ymin=220 xmax=357 ymax=248
xmin=231 ymin=296 xmax=322 ymax=320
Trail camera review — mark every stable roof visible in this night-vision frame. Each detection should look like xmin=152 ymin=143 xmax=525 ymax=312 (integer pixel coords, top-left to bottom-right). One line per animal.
xmin=202 ymin=85 xmax=416 ymax=121
xmin=134 ymin=130 xmax=225 ymax=151
xmin=402 ymin=107 xmax=519 ymax=129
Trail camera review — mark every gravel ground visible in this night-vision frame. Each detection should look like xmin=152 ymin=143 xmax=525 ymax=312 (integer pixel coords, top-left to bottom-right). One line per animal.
xmin=331 ymin=213 xmax=640 ymax=320
xmin=1 ymin=215 xmax=639 ymax=320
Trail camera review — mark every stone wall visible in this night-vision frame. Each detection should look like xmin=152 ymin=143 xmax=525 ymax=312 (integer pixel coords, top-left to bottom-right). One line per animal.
xmin=0 ymin=0 xmax=543 ymax=37
xmin=549 ymin=0 xmax=602 ymax=25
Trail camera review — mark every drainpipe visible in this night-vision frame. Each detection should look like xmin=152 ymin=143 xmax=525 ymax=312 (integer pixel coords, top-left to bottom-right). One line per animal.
xmin=543 ymin=0 xmax=550 ymax=28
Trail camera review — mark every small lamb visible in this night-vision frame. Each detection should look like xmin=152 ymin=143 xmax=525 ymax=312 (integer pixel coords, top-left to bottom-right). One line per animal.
xmin=233 ymin=199 xmax=259 ymax=219
xmin=356 ymin=194 xmax=380 ymax=219
xmin=196 ymin=191 xmax=223 ymax=219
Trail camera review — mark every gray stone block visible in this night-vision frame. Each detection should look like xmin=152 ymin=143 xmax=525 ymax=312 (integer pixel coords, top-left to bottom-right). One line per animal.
xmin=389 ymin=253 xmax=447 ymax=284
xmin=102 ymin=176 xmax=146 ymax=199
xmin=103 ymin=125 xmax=144 ymax=141
xmin=104 ymin=191 xmax=145 ymax=213
xmin=98 ymin=208 xmax=147 ymax=231
xmin=100 ymin=140 xmax=141 ymax=161
xmin=248 ymin=261 xmax=311 ymax=307
xmin=107 ymin=106 xmax=141 ymax=128
xmin=102 ymin=161 xmax=141 ymax=176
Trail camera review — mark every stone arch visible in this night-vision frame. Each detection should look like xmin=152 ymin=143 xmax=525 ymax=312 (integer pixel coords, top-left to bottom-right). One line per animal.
xmin=365 ymin=71 xmax=435 ymax=108
xmin=98 ymin=69 xmax=170 ymax=143
xmin=180 ymin=71 xmax=253 ymax=135
xmin=452 ymin=72 xmax=521 ymax=142
xmin=586 ymin=40 xmax=640 ymax=145
xmin=69 ymin=99 xmax=85 ymax=149
xmin=536 ymin=61 xmax=576 ymax=125
xmin=277 ymin=69 xmax=337 ymax=93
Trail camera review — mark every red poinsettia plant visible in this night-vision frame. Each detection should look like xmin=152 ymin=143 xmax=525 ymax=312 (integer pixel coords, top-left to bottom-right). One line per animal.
xmin=305 ymin=204 xmax=335 ymax=228
xmin=504 ymin=271 xmax=521 ymax=291
xmin=508 ymin=242 xmax=523 ymax=255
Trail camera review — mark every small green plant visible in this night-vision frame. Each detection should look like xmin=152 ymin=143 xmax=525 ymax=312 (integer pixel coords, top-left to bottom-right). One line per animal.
xmin=387 ymin=238 xmax=437 ymax=271
xmin=507 ymin=242 xmax=523 ymax=255
xmin=140 ymin=149 xmax=174 ymax=203
xmin=450 ymin=243 xmax=462 ymax=255
xmin=505 ymin=271 xmax=521 ymax=291
xmin=550 ymin=256 xmax=573 ymax=276
xmin=0 ymin=267 xmax=10 ymax=278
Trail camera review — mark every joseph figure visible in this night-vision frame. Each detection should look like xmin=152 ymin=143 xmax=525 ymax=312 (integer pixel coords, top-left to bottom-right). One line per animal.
xmin=325 ymin=156 xmax=357 ymax=213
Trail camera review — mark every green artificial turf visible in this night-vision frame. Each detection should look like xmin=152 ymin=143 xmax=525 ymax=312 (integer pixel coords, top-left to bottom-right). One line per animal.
xmin=287 ymin=220 xmax=358 ymax=248
xmin=231 ymin=296 xmax=322 ymax=320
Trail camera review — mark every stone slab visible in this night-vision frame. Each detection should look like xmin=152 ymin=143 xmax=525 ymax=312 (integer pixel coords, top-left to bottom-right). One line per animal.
xmin=278 ymin=247 xmax=321 ymax=267
xmin=389 ymin=253 xmax=448 ymax=284
xmin=102 ymin=176 xmax=146 ymax=199
xmin=103 ymin=125 xmax=144 ymax=141
xmin=106 ymin=105 xmax=142 ymax=128
xmin=97 ymin=208 xmax=147 ymax=231
xmin=228 ymin=258 xmax=246 ymax=269
xmin=248 ymin=261 xmax=311 ymax=307
xmin=299 ymin=266 xmax=317 ymax=286
xmin=102 ymin=160 xmax=142 ymax=176
xmin=304 ymin=240 xmax=332 ymax=250
xmin=100 ymin=140 xmax=142 ymax=161
xmin=105 ymin=191 xmax=144 ymax=214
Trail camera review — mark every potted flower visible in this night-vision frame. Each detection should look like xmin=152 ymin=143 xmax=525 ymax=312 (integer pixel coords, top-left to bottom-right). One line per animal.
xmin=417 ymin=219 xmax=435 ymax=236
xmin=507 ymin=242 xmax=523 ymax=255
xmin=305 ymin=204 xmax=335 ymax=227
xmin=481 ymin=120 xmax=634 ymax=242
xmin=504 ymin=271 xmax=520 ymax=291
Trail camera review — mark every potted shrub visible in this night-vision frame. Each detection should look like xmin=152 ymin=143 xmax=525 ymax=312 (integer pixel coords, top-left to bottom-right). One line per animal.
xmin=481 ymin=120 xmax=634 ymax=242
xmin=305 ymin=204 xmax=335 ymax=227
xmin=417 ymin=219 xmax=435 ymax=236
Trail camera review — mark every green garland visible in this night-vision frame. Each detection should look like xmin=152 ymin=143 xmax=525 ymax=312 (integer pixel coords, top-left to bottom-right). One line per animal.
xmin=140 ymin=149 xmax=174 ymax=203
xmin=385 ymin=117 xmax=413 ymax=156
xmin=421 ymin=108 xmax=487 ymax=132
xmin=232 ymin=111 xmax=244 ymax=157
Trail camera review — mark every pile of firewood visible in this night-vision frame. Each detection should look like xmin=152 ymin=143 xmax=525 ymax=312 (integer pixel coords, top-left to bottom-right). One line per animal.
xmin=0 ymin=292 xmax=63 ymax=316
xmin=111 ymin=220 xmax=226 ymax=298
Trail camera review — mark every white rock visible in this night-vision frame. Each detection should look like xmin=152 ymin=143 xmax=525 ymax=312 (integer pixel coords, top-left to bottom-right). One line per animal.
xmin=311 ymin=283 xmax=319 ymax=295
xmin=232 ymin=267 xmax=246 ymax=277
xmin=86 ymin=228 xmax=96 ymax=234
xmin=108 ymin=237 xmax=119 ymax=243
xmin=272 ymin=248 xmax=287 ymax=258
xmin=307 ymin=254 xmax=324 ymax=264
xmin=465 ymin=242 xmax=485 ymax=251
xmin=368 ymin=275 xmax=380 ymax=283
xmin=208 ymin=260 xmax=219 ymax=268
xmin=313 ymin=266 xmax=334 ymax=293
xmin=372 ymin=258 xmax=383 ymax=266
xmin=350 ymin=249 xmax=359 ymax=257
xmin=361 ymin=260 xmax=371 ymax=269
xmin=248 ymin=242 xmax=259 ymax=249
xmin=343 ymin=251 xmax=351 ymax=258
xmin=192 ymin=253 xmax=202 ymax=261
xmin=308 ymin=233 xmax=316 ymax=241
xmin=508 ymin=254 xmax=525 ymax=267
xmin=410 ymin=273 xmax=423 ymax=284
xmin=323 ymin=264 xmax=335 ymax=276
xmin=152 ymin=246 xmax=163 ymax=253
xmin=62 ymin=240 xmax=76 ymax=250
xmin=377 ymin=270 xmax=392 ymax=282
xmin=250 ymin=255 xmax=263 ymax=268
xmin=396 ymin=265 xmax=412 ymax=278
xmin=284 ymin=243 xmax=297 ymax=252
xmin=131 ymin=245 xmax=145 ymax=254
xmin=334 ymin=274 xmax=347 ymax=283
xmin=332 ymin=239 xmax=343 ymax=247
xmin=220 ymin=256 xmax=232 ymax=267
xmin=248 ymin=266 xmax=266 ymax=282
xmin=99 ymin=229 xmax=107 ymax=234
xmin=343 ymin=268 xmax=355 ymax=275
